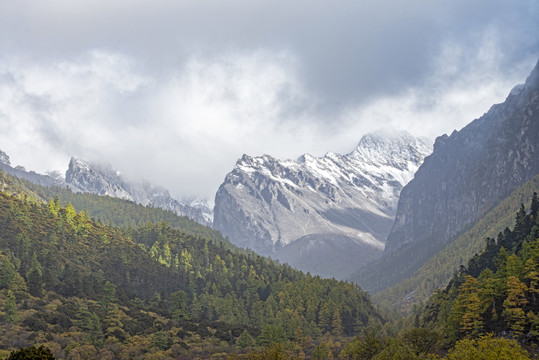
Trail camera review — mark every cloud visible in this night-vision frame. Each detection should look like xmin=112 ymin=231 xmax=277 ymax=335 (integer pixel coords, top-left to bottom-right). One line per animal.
xmin=336 ymin=33 xmax=538 ymax=147
xmin=0 ymin=1 xmax=537 ymax=200
xmin=0 ymin=50 xmax=319 ymax=199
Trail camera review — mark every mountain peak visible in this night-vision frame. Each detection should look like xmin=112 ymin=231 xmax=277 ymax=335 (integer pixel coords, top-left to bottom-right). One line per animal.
xmin=358 ymin=58 xmax=539 ymax=292
xmin=65 ymin=157 xmax=213 ymax=225
xmin=214 ymin=132 xmax=433 ymax=278
xmin=0 ymin=149 xmax=10 ymax=166
xmin=351 ymin=131 xmax=432 ymax=169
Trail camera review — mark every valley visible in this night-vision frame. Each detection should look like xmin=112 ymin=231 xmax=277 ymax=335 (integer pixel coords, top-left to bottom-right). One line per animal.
xmin=0 ymin=24 xmax=538 ymax=360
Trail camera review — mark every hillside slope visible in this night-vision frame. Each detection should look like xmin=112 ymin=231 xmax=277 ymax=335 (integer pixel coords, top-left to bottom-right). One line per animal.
xmin=0 ymin=171 xmax=382 ymax=358
xmin=420 ymin=193 xmax=539 ymax=345
xmin=374 ymin=174 xmax=539 ymax=313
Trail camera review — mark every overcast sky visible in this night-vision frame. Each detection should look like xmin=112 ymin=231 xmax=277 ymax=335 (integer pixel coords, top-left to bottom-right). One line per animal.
xmin=0 ymin=0 xmax=538 ymax=200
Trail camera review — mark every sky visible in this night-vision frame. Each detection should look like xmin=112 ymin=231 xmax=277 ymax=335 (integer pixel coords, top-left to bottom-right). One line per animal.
xmin=0 ymin=0 xmax=538 ymax=201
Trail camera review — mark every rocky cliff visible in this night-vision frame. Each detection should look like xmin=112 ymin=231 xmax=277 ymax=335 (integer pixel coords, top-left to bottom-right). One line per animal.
xmin=352 ymin=59 xmax=539 ymax=292
xmin=386 ymin=59 xmax=539 ymax=253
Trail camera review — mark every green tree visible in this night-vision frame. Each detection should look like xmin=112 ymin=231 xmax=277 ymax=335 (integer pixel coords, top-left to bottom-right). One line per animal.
xmin=169 ymin=290 xmax=188 ymax=321
xmin=104 ymin=304 xmax=126 ymax=342
xmin=7 ymin=345 xmax=55 ymax=360
xmin=257 ymin=325 xmax=286 ymax=346
xmin=524 ymin=258 xmax=539 ymax=305
xmin=312 ymin=342 xmax=331 ymax=359
xmin=331 ymin=309 xmax=344 ymax=336
xmin=100 ymin=280 xmax=118 ymax=308
xmin=26 ymin=253 xmax=43 ymax=297
xmin=502 ymin=276 xmax=528 ymax=337
xmin=0 ymin=254 xmax=16 ymax=289
xmin=2 ymin=289 xmax=18 ymax=322
xmin=444 ymin=334 xmax=530 ymax=360
xmin=237 ymin=329 xmax=255 ymax=348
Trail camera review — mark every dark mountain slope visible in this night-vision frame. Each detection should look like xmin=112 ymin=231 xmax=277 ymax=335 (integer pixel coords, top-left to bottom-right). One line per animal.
xmin=353 ymin=59 xmax=539 ymax=292
xmin=375 ymin=173 xmax=539 ymax=313
xmin=420 ymin=193 xmax=539 ymax=345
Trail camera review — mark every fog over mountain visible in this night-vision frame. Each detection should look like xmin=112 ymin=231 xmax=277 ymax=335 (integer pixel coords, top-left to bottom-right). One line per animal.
xmin=0 ymin=1 xmax=537 ymax=199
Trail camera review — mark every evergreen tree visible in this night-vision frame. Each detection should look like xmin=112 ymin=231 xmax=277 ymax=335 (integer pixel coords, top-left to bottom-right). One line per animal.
xmin=26 ymin=253 xmax=43 ymax=297
xmin=7 ymin=345 xmax=55 ymax=360
xmin=237 ymin=329 xmax=255 ymax=348
xmin=331 ymin=309 xmax=344 ymax=336
xmin=2 ymin=290 xmax=18 ymax=322
xmin=455 ymin=275 xmax=483 ymax=337
xmin=503 ymin=276 xmax=528 ymax=337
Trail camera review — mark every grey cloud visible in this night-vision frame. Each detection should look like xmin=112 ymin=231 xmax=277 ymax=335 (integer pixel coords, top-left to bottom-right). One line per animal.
xmin=0 ymin=0 xmax=538 ymax=199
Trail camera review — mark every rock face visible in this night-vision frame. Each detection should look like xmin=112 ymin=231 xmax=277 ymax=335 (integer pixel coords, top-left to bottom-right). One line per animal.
xmin=214 ymin=131 xmax=432 ymax=279
xmin=351 ymin=60 xmax=539 ymax=292
xmin=65 ymin=158 xmax=213 ymax=225
xmin=385 ymin=59 xmax=539 ymax=254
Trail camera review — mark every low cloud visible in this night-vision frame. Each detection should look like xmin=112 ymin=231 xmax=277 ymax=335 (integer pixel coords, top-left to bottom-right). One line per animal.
xmin=0 ymin=30 xmax=537 ymax=200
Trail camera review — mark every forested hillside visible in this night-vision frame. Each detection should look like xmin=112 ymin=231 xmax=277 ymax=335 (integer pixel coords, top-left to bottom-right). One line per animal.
xmin=0 ymin=170 xmax=229 ymax=248
xmin=0 ymin=171 xmax=382 ymax=358
xmin=420 ymin=193 xmax=539 ymax=346
xmin=3 ymin=170 xmax=538 ymax=359
xmin=375 ymin=174 xmax=539 ymax=313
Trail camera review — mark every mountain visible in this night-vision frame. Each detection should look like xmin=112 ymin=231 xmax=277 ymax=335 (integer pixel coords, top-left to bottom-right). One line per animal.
xmin=352 ymin=59 xmax=539 ymax=292
xmin=66 ymin=157 xmax=213 ymax=226
xmin=375 ymin=174 xmax=539 ymax=313
xmin=214 ymin=131 xmax=432 ymax=279
xmin=0 ymin=152 xmax=213 ymax=226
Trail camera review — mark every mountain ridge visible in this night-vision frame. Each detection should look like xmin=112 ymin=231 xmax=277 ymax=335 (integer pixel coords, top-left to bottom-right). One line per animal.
xmin=0 ymin=152 xmax=213 ymax=226
xmin=214 ymin=131 xmax=432 ymax=279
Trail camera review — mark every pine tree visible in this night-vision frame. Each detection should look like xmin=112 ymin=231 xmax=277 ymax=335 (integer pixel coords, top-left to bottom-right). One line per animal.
xmin=237 ymin=329 xmax=255 ymax=348
xmin=2 ymin=290 xmax=18 ymax=322
xmin=104 ymin=304 xmax=127 ymax=342
xmin=530 ymin=192 xmax=538 ymax=217
xmin=331 ymin=309 xmax=344 ymax=336
xmin=26 ymin=253 xmax=43 ymax=297
xmin=318 ymin=303 xmax=332 ymax=333
xmin=0 ymin=255 xmax=16 ymax=289
xmin=524 ymin=259 xmax=539 ymax=306
xmin=503 ymin=276 xmax=528 ymax=337
xmin=455 ymin=275 xmax=483 ymax=337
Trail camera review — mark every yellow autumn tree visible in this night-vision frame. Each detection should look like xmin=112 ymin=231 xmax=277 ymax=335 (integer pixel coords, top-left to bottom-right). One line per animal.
xmin=502 ymin=275 xmax=528 ymax=337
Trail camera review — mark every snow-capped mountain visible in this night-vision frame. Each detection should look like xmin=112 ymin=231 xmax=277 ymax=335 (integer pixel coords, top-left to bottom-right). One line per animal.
xmin=66 ymin=158 xmax=213 ymax=226
xmin=213 ymin=131 xmax=432 ymax=279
